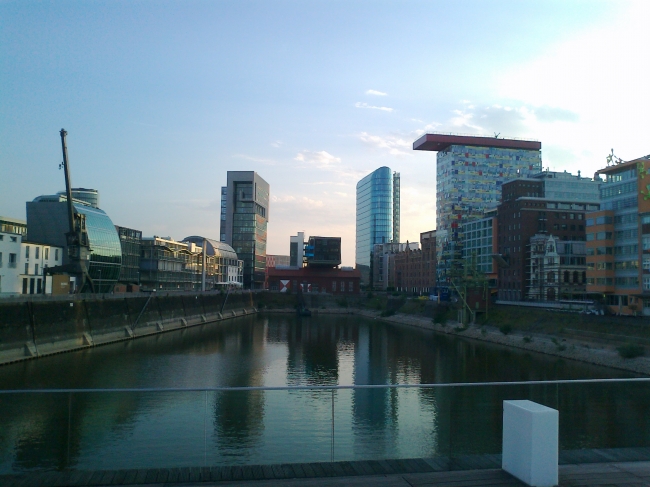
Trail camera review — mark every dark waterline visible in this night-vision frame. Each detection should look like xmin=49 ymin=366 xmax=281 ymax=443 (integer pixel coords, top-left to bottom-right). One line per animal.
xmin=0 ymin=314 xmax=645 ymax=473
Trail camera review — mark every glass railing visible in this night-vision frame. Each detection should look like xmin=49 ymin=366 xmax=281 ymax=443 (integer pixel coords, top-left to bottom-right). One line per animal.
xmin=1 ymin=378 xmax=649 ymax=474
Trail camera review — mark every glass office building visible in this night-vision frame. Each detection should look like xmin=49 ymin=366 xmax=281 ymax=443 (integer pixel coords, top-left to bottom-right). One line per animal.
xmin=26 ymin=196 xmax=122 ymax=292
xmin=355 ymin=167 xmax=400 ymax=283
xmin=222 ymin=172 xmax=269 ymax=289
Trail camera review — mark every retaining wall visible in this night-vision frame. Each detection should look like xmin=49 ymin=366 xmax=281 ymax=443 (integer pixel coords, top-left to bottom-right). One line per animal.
xmin=0 ymin=291 xmax=257 ymax=366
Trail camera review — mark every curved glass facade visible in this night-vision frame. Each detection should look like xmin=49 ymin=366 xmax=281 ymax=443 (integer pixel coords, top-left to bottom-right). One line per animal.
xmin=74 ymin=204 xmax=122 ymax=293
xmin=355 ymin=167 xmax=400 ymax=277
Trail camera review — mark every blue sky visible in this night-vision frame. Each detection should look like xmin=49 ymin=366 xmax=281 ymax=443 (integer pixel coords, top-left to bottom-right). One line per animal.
xmin=1 ymin=0 xmax=648 ymax=266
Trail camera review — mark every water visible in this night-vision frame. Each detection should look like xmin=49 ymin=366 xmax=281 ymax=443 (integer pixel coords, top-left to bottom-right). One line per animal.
xmin=0 ymin=313 xmax=645 ymax=473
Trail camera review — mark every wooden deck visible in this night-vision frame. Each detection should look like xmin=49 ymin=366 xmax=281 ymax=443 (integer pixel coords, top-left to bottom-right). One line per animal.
xmin=1 ymin=449 xmax=650 ymax=486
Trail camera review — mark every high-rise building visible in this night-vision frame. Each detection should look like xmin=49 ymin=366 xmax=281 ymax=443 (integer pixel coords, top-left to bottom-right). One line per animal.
xmin=222 ymin=171 xmax=269 ymax=289
xmin=586 ymin=154 xmax=650 ymax=316
xmin=219 ymin=186 xmax=227 ymax=242
xmin=355 ymin=167 xmax=400 ymax=284
xmin=413 ymin=133 xmax=542 ymax=285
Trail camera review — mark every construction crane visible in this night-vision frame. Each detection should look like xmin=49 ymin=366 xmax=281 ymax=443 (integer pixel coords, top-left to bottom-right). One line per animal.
xmin=45 ymin=129 xmax=95 ymax=293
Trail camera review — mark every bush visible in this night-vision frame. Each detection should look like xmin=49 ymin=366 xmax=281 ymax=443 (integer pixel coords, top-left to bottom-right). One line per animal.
xmin=523 ymin=336 xmax=532 ymax=343
xmin=454 ymin=326 xmax=467 ymax=332
xmin=380 ymin=309 xmax=396 ymax=317
xmin=499 ymin=324 xmax=512 ymax=335
xmin=433 ymin=305 xmax=452 ymax=324
xmin=336 ymin=298 xmax=349 ymax=308
xmin=617 ymin=343 xmax=645 ymax=359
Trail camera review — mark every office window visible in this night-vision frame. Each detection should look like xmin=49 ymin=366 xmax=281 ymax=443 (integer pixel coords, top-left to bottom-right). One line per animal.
xmin=35 ymin=264 xmax=39 ymax=275
xmin=25 ymin=246 xmax=30 ymax=259
xmin=25 ymin=263 xmax=29 ymax=274
xmin=55 ymin=249 xmax=59 ymax=261
xmin=35 ymin=247 xmax=40 ymax=259
xmin=45 ymin=248 xmax=49 ymax=260
xmin=10 ymin=236 xmax=17 ymax=242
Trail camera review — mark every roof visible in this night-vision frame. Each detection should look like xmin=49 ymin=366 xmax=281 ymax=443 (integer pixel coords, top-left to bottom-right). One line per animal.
xmin=413 ymin=133 xmax=541 ymax=152
xmin=182 ymin=236 xmax=238 ymax=259
xmin=595 ymin=155 xmax=650 ymax=176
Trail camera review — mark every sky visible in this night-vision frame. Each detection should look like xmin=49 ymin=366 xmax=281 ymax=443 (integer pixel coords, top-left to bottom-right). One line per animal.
xmin=1 ymin=0 xmax=648 ymax=266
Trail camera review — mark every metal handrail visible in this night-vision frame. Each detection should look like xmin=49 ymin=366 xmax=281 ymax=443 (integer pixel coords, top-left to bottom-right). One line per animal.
xmin=2 ymin=377 xmax=649 ymax=394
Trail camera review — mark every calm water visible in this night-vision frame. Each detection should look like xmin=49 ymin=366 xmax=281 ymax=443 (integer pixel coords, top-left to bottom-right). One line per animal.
xmin=0 ymin=313 xmax=646 ymax=473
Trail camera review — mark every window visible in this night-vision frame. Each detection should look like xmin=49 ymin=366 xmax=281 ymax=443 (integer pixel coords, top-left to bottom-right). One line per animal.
xmin=10 ymin=236 xmax=17 ymax=242
xmin=55 ymin=249 xmax=59 ymax=261
xmin=25 ymin=263 xmax=29 ymax=274
xmin=25 ymin=246 xmax=29 ymax=259
xmin=35 ymin=247 xmax=40 ymax=259
xmin=35 ymin=264 xmax=39 ymax=275
xmin=44 ymin=248 xmax=49 ymax=260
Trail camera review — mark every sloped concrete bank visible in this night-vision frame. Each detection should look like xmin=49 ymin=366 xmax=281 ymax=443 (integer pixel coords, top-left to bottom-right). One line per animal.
xmin=0 ymin=292 xmax=256 ymax=366
xmin=356 ymin=310 xmax=650 ymax=376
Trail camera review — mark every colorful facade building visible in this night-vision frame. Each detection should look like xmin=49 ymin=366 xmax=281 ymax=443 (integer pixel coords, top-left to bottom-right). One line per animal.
xmin=586 ymin=154 xmax=650 ymax=315
xmin=413 ymin=133 xmax=541 ymax=285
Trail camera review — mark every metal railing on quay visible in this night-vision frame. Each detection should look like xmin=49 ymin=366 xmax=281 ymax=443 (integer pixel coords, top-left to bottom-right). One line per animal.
xmin=0 ymin=378 xmax=649 ymax=474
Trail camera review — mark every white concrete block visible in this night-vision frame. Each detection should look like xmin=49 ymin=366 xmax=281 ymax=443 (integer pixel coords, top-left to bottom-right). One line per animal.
xmin=502 ymin=400 xmax=558 ymax=487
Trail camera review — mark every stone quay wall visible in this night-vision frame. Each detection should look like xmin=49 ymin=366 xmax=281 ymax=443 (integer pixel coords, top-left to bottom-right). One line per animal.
xmin=0 ymin=291 xmax=255 ymax=366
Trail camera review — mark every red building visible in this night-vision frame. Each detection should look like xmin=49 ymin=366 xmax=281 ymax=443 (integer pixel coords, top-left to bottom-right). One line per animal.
xmin=267 ymin=267 xmax=361 ymax=295
xmin=394 ymin=230 xmax=436 ymax=294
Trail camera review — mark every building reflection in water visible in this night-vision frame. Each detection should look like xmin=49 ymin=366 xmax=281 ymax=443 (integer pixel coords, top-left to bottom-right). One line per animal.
xmin=0 ymin=314 xmax=647 ymax=473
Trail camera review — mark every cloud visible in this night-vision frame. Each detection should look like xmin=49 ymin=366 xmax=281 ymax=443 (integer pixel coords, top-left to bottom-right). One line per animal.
xmin=270 ymin=140 xmax=283 ymax=148
xmin=358 ymin=131 xmax=412 ymax=156
xmin=355 ymin=102 xmax=393 ymax=112
xmin=294 ymin=150 xmax=341 ymax=168
xmin=365 ymin=89 xmax=387 ymax=96
xmin=533 ymin=106 xmax=579 ymax=123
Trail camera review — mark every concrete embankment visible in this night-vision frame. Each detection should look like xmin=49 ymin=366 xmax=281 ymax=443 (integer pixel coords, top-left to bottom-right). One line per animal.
xmin=356 ymin=309 xmax=650 ymax=376
xmin=0 ymin=292 xmax=255 ymax=366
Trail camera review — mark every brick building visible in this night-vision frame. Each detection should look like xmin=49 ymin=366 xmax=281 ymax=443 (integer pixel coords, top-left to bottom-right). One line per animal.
xmin=496 ymin=171 xmax=599 ymax=301
xmin=266 ymin=267 xmax=361 ymax=294
xmin=394 ymin=230 xmax=436 ymax=294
